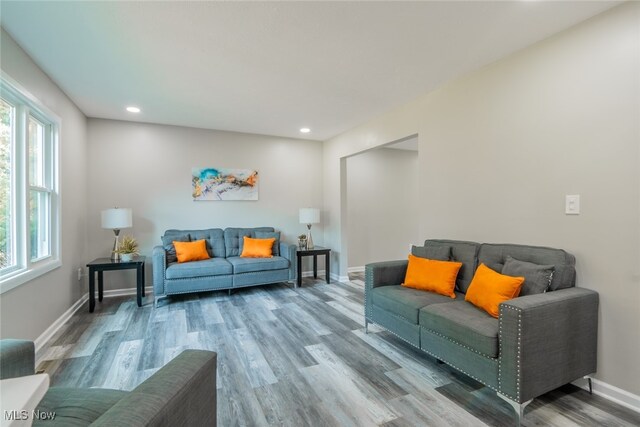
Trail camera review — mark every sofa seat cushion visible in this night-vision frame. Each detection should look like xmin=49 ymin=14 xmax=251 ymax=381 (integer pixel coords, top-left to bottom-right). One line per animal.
xmin=165 ymin=258 xmax=232 ymax=279
xmin=371 ymin=285 xmax=464 ymax=324
xmin=35 ymin=387 xmax=126 ymax=426
xmin=419 ymin=301 xmax=499 ymax=358
xmin=227 ymin=256 xmax=289 ymax=274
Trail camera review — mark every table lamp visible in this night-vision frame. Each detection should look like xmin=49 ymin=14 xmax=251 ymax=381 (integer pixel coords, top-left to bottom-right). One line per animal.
xmin=299 ymin=208 xmax=320 ymax=249
xmin=101 ymin=208 xmax=132 ymax=261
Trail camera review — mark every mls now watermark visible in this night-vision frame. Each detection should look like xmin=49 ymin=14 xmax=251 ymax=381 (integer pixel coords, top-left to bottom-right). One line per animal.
xmin=4 ymin=410 xmax=56 ymax=421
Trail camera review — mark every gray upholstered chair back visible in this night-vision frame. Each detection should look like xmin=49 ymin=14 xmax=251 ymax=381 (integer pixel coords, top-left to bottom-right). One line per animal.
xmin=477 ymin=243 xmax=576 ymax=291
xmin=424 ymin=239 xmax=480 ymax=293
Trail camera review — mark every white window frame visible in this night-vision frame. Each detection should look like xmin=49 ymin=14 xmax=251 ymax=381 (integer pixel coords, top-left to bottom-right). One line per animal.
xmin=0 ymin=73 xmax=61 ymax=294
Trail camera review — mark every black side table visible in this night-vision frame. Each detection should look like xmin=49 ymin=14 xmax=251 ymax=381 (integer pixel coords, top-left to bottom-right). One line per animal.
xmin=86 ymin=256 xmax=146 ymax=312
xmin=296 ymin=247 xmax=331 ymax=288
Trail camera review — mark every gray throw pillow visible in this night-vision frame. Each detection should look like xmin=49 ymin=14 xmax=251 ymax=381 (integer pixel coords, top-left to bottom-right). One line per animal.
xmin=502 ymin=255 xmax=554 ymax=296
xmin=161 ymin=233 xmax=190 ymax=264
xmin=254 ymin=231 xmax=281 ymax=256
xmin=411 ymin=245 xmax=451 ymax=261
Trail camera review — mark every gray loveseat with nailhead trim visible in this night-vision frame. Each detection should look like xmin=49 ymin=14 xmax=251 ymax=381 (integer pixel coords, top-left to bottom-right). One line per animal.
xmin=364 ymin=239 xmax=599 ymax=425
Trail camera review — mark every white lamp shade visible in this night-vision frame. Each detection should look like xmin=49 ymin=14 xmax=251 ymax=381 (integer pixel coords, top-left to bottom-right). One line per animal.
xmin=101 ymin=208 xmax=132 ymax=229
xmin=299 ymin=208 xmax=320 ymax=224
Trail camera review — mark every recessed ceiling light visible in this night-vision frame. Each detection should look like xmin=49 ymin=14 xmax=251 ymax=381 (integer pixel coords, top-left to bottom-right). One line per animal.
xmin=300 ymin=128 xmax=311 ymax=133
xmin=126 ymin=106 xmax=141 ymax=113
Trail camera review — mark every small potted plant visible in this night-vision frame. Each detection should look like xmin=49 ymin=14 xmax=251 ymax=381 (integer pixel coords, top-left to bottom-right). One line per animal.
xmin=297 ymin=234 xmax=308 ymax=250
xmin=117 ymin=235 xmax=139 ymax=262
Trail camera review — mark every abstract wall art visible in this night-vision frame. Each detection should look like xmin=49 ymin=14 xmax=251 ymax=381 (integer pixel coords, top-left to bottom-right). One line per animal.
xmin=192 ymin=167 xmax=259 ymax=201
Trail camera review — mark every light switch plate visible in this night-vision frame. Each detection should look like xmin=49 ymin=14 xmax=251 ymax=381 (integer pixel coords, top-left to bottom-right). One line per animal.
xmin=565 ymin=195 xmax=580 ymax=215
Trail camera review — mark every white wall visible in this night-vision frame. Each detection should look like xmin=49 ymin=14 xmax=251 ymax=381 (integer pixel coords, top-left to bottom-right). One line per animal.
xmin=87 ymin=119 xmax=323 ymax=290
xmin=323 ymin=3 xmax=640 ymax=396
xmin=347 ymin=148 xmax=419 ymax=268
xmin=0 ymin=29 xmax=88 ymax=340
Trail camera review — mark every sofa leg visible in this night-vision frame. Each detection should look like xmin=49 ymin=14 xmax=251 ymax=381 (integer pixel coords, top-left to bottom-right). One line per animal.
xmin=154 ymin=296 xmax=163 ymax=308
xmin=584 ymin=376 xmax=593 ymax=395
xmin=365 ymin=319 xmax=369 ymax=334
xmin=228 ymin=289 xmax=232 ymax=296
xmin=498 ymin=394 xmax=531 ymax=426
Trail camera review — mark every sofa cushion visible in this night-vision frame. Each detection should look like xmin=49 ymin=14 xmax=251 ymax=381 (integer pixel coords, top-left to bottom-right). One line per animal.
xmin=227 ymin=256 xmax=289 ymax=274
xmin=424 ymin=239 xmax=480 ymax=293
xmin=224 ymin=227 xmax=274 ymax=257
xmin=163 ymin=229 xmax=225 ymax=258
xmin=162 ymin=233 xmax=190 ymax=264
xmin=402 ymin=255 xmax=461 ymax=298
xmin=165 ymin=258 xmax=233 ymax=279
xmin=174 ymin=240 xmax=211 ymax=263
xmin=35 ymin=387 xmax=126 ymax=426
xmin=464 ymin=264 xmax=524 ymax=318
xmin=255 ymin=231 xmax=281 ymax=256
xmin=371 ymin=285 xmax=464 ymax=324
xmin=419 ymin=300 xmax=499 ymax=358
xmin=478 ymin=243 xmax=576 ymax=291
xmin=502 ymin=255 xmax=554 ymax=296
xmin=411 ymin=245 xmax=451 ymax=261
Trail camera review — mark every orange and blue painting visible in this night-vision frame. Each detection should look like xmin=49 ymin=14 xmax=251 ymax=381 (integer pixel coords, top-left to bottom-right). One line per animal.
xmin=192 ymin=168 xmax=259 ymax=201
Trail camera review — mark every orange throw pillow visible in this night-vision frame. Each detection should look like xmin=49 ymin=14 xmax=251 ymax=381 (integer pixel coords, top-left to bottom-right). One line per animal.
xmin=241 ymin=237 xmax=275 ymax=258
xmin=401 ymin=254 xmax=462 ymax=298
xmin=173 ymin=239 xmax=210 ymax=263
xmin=465 ymin=263 xmax=524 ymax=318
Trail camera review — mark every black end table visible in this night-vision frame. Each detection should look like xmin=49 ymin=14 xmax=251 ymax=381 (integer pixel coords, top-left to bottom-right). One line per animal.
xmin=86 ymin=256 xmax=146 ymax=312
xmin=296 ymin=246 xmax=331 ymax=287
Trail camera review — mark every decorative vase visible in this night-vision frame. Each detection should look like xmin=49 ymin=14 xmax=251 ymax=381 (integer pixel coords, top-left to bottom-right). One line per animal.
xmin=120 ymin=253 xmax=135 ymax=262
xmin=298 ymin=239 xmax=307 ymax=250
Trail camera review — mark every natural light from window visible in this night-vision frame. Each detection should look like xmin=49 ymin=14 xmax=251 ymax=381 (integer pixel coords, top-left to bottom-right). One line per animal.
xmin=0 ymin=77 xmax=60 ymax=293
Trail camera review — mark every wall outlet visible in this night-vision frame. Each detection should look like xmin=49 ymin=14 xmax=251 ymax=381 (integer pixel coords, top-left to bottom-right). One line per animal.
xmin=77 ymin=267 xmax=83 ymax=281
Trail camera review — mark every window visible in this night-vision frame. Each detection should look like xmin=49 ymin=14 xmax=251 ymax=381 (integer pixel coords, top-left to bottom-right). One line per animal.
xmin=0 ymin=76 xmax=60 ymax=293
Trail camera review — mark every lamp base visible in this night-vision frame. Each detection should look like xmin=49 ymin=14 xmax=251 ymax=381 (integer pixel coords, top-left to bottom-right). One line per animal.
xmin=306 ymin=225 xmax=314 ymax=249
xmin=111 ymin=229 xmax=121 ymax=261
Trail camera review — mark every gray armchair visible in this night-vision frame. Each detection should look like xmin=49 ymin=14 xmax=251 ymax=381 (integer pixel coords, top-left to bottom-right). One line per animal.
xmin=0 ymin=340 xmax=217 ymax=426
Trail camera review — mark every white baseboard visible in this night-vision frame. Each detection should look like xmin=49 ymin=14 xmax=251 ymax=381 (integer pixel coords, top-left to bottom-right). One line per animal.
xmin=347 ymin=266 xmax=365 ymax=273
xmin=301 ymin=269 xmax=326 ymax=278
xmin=330 ymin=272 xmax=350 ymax=283
xmin=102 ymin=286 xmax=153 ymax=298
xmin=34 ymin=293 xmax=88 ymax=354
xmin=34 ymin=286 xmax=153 ymax=354
xmin=573 ymin=377 xmax=640 ymax=413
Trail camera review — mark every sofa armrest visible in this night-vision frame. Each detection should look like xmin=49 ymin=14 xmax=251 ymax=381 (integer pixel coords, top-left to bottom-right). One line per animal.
xmin=152 ymin=245 xmax=167 ymax=297
xmin=365 ymin=260 xmax=408 ymax=290
xmin=0 ymin=339 xmax=35 ymax=380
xmin=364 ymin=260 xmax=408 ymax=322
xmin=92 ymin=349 xmax=217 ymax=427
xmin=498 ymin=287 xmax=599 ymax=403
xmin=280 ymin=242 xmax=297 ymax=281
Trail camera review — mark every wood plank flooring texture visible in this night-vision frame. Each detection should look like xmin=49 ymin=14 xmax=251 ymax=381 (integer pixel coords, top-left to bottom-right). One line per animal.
xmin=37 ymin=273 xmax=639 ymax=427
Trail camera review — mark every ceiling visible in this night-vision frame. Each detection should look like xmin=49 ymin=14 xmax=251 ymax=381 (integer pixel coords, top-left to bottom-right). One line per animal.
xmin=0 ymin=1 xmax=620 ymax=141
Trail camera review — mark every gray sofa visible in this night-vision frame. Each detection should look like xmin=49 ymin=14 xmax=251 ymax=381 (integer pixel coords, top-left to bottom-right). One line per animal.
xmin=153 ymin=227 xmax=297 ymax=305
xmin=365 ymin=239 xmax=599 ymax=425
xmin=0 ymin=339 xmax=217 ymax=426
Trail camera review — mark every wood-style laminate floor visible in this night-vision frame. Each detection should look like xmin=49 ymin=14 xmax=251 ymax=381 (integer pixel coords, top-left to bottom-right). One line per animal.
xmin=36 ymin=273 xmax=639 ymax=427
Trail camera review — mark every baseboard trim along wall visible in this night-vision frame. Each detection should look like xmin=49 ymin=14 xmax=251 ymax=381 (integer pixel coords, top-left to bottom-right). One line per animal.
xmin=347 ymin=266 xmax=365 ymax=273
xmin=34 ymin=293 xmax=89 ymax=354
xmin=34 ymin=286 xmax=153 ymax=355
xmin=573 ymin=378 xmax=640 ymax=414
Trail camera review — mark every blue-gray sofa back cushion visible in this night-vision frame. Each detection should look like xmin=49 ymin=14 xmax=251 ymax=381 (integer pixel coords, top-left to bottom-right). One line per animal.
xmin=224 ymin=227 xmax=274 ymax=257
xmin=477 ymin=243 xmax=576 ymax=291
xmin=163 ymin=228 xmax=225 ymax=258
xmin=424 ymin=239 xmax=480 ymax=293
